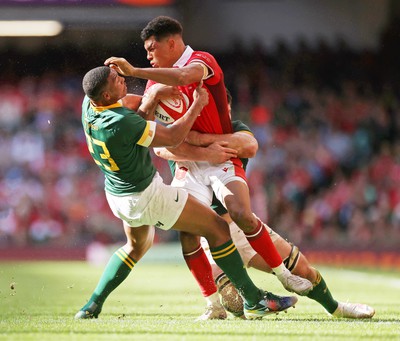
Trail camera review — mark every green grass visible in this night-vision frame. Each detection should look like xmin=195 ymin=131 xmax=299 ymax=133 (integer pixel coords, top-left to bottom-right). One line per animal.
xmin=0 ymin=260 xmax=399 ymax=341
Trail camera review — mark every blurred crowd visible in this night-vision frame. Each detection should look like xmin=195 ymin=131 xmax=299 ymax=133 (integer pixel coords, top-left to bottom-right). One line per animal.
xmin=1 ymin=30 xmax=400 ymax=251
xmin=220 ymin=33 xmax=400 ymax=250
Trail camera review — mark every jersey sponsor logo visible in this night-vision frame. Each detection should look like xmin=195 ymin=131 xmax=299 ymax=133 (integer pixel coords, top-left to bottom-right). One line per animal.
xmin=222 ymin=167 xmax=229 ymax=172
xmin=155 ymin=111 xmax=174 ymax=123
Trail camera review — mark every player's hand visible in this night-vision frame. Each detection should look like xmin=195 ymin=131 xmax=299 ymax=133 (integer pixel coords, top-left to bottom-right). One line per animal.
xmin=206 ymin=141 xmax=238 ymax=163
xmin=141 ymin=84 xmax=183 ymax=119
xmin=148 ymin=84 xmax=183 ymax=101
xmin=192 ymin=81 xmax=209 ymax=108
xmin=104 ymin=57 xmax=135 ymax=77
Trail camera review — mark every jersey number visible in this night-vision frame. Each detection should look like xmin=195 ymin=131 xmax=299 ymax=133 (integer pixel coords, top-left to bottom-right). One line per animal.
xmin=85 ymin=132 xmax=120 ymax=172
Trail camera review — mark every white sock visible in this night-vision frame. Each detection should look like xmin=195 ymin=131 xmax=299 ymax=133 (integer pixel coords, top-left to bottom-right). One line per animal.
xmin=205 ymin=292 xmax=220 ymax=306
xmin=272 ymin=263 xmax=288 ymax=277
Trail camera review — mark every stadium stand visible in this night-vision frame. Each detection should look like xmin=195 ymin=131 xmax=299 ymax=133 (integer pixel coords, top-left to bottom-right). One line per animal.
xmin=1 ymin=18 xmax=400 ymax=260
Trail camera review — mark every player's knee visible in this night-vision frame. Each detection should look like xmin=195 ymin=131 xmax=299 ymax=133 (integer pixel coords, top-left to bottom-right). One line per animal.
xmin=125 ymin=235 xmax=153 ymax=260
xmin=134 ymin=243 xmax=151 ymax=260
xmin=180 ymin=233 xmax=201 ymax=252
xmin=142 ymin=237 xmax=154 ymax=253
xmin=229 ymin=208 xmax=254 ymax=232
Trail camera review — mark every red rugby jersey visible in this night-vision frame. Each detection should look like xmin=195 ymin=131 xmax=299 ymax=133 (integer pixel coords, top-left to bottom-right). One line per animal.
xmin=145 ymin=46 xmax=233 ymax=135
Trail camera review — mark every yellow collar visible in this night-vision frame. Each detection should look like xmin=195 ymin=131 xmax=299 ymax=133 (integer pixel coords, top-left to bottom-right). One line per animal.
xmin=90 ymin=100 xmax=123 ymax=112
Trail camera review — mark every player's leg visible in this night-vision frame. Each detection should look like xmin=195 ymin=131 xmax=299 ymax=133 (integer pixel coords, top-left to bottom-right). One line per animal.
xmin=228 ymin=219 xmax=375 ymax=319
xmin=200 ymin=236 xmax=246 ymax=318
xmin=172 ymin=165 xmax=228 ymax=319
xmin=75 ymin=223 xmax=154 ymax=319
xmin=172 ymin=194 xmax=298 ymax=319
xmin=180 ymin=232 xmax=226 ymax=320
xmin=216 ymin=179 xmax=312 ymax=295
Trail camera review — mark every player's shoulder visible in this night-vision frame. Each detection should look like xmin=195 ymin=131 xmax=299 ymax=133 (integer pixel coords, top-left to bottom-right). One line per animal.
xmin=232 ymin=120 xmax=252 ymax=134
xmin=112 ymin=111 xmax=146 ymax=138
xmin=82 ymin=95 xmax=91 ymax=111
xmin=105 ymin=105 xmax=144 ymax=130
xmin=190 ymin=50 xmax=217 ymax=65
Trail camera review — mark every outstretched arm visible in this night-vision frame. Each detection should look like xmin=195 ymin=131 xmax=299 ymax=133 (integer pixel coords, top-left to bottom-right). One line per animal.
xmin=154 ymin=129 xmax=258 ymax=163
xmin=154 ymin=141 xmax=238 ymax=164
xmin=186 ymin=130 xmax=258 ymax=159
xmin=105 ymin=57 xmax=204 ymax=86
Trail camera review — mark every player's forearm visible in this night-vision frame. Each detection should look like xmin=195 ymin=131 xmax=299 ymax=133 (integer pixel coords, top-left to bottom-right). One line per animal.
xmin=164 ymin=101 xmax=205 ymax=145
xmin=154 ymin=143 xmax=210 ymax=162
xmin=132 ymin=67 xmax=201 ymax=86
xmin=222 ymin=133 xmax=258 ymax=158
xmin=136 ymin=91 xmax=158 ymax=120
xmin=106 ymin=57 xmax=203 ymax=86
xmin=151 ymin=99 xmax=205 ymax=148
xmin=188 ymin=131 xmax=258 ymax=158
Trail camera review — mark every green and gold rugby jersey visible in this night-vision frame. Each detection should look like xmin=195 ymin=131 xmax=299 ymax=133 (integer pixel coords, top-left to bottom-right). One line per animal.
xmin=82 ymin=95 xmax=156 ymax=195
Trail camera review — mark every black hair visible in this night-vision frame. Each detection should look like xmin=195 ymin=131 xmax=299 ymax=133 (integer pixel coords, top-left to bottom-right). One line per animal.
xmin=82 ymin=66 xmax=111 ymax=101
xmin=140 ymin=16 xmax=183 ymax=42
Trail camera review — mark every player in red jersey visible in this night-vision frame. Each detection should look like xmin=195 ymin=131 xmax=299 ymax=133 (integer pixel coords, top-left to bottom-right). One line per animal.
xmin=105 ymin=16 xmax=312 ymax=319
xmin=75 ymin=66 xmax=299 ymax=320
xmin=155 ymin=89 xmax=375 ymax=320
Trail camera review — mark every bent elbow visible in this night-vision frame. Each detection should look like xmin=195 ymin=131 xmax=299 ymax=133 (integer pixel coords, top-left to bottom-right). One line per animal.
xmin=248 ymin=143 xmax=258 ymax=158
xmin=242 ymin=141 xmax=258 ymax=158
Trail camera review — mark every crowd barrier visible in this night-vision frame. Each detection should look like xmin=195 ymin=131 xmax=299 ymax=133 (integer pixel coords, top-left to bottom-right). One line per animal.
xmin=1 ymin=243 xmax=399 ymax=270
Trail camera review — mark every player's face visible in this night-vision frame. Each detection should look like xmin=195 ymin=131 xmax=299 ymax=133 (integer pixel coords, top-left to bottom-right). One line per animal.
xmin=104 ymin=69 xmax=127 ymax=103
xmin=144 ymin=36 xmax=174 ymax=68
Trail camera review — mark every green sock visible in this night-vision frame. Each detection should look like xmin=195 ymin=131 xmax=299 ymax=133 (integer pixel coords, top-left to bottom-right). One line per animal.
xmin=82 ymin=247 xmax=136 ymax=310
xmin=210 ymin=240 xmax=261 ymax=306
xmin=306 ymin=270 xmax=338 ymax=314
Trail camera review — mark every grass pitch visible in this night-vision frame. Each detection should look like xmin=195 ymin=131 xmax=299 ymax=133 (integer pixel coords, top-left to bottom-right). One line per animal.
xmin=0 ymin=258 xmax=399 ymax=341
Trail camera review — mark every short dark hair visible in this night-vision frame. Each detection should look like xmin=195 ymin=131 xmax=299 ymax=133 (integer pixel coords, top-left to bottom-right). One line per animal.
xmin=82 ymin=66 xmax=111 ymax=101
xmin=140 ymin=16 xmax=183 ymax=42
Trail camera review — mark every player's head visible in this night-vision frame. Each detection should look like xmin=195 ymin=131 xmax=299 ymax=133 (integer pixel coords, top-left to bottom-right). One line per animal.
xmin=141 ymin=16 xmax=185 ymax=68
xmin=82 ymin=66 xmax=127 ymax=105
xmin=140 ymin=16 xmax=183 ymax=42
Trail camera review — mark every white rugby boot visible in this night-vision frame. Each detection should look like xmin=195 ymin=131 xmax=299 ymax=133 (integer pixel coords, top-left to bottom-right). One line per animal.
xmin=276 ymin=268 xmax=313 ymax=296
xmin=196 ymin=302 xmax=227 ymax=321
xmin=331 ymin=302 xmax=375 ymax=319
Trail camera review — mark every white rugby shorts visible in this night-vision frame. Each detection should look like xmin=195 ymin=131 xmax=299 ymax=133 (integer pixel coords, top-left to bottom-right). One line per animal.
xmin=106 ymin=172 xmax=188 ymax=230
xmin=171 ymin=160 xmax=246 ymax=207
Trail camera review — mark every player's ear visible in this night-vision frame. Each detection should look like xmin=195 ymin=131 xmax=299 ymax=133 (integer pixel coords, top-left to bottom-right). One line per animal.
xmin=102 ymin=91 xmax=111 ymax=101
xmin=168 ymin=37 xmax=175 ymax=50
